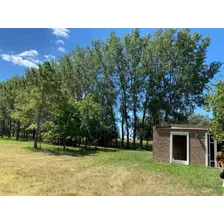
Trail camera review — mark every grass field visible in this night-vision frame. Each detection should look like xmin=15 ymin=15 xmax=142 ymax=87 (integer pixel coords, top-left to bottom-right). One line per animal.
xmin=0 ymin=138 xmax=223 ymax=196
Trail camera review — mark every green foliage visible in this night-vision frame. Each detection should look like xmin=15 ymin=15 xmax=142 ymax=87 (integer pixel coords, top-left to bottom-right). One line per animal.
xmin=79 ymin=94 xmax=103 ymax=139
xmin=141 ymin=29 xmax=221 ymax=124
xmin=186 ymin=113 xmax=211 ymax=125
xmin=0 ymin=29 xmax=221 ymax=149
xmin=52 ymin=100 xmax=81 ymax=142
xmin=205 ymin=81 xmax=224 ymax=142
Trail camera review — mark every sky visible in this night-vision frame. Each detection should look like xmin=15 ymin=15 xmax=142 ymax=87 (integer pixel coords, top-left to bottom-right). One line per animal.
xmin=0 ymin=28 xmax=224 ymax=117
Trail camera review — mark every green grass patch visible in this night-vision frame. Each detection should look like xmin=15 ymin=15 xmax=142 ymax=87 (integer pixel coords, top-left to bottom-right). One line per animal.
xmin=0 ymin=138 xmax=222 ymax=196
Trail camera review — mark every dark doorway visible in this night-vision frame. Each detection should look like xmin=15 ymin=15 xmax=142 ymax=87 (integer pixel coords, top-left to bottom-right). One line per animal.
xmin=217 ymin=141 xmax=224 ymax=153
xmin=207 ymin=135 xmax=215 ymax=167
xmin=173 ymin=135 xmax=187 ymax=161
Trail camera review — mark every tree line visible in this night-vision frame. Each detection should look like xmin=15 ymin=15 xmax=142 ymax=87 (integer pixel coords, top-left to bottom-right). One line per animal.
xmin=0 ymin=29 xmax=221 ymax=149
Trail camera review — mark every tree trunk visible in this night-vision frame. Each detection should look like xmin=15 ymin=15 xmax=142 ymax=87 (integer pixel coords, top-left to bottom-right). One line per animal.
xmin=1 ymin=117 xmax=5 ymax=138
xmin=63 ymin=137 xmax=66 ymax=150
xmin=32 ymin=128 xmax=35 ymax=140
xmin=121 ymin=115 xmax=124 ymax=147
xmin=25 ymin=131 xmax=28 ymax=141
xmin=8 ymin=117 xmax=12 ymax=139
xmin=120 ymin=71 xmax=129 ymax=149
xmin=125 ymin=114 xmax=129 ymax=149
xmin=16 ymin=120 xmax=20 ymax=140
xmin=34 ymin=108 xmax=42 ymax=149
xmin=23 ymin=127 xmax=26 ymax=139
xmin=85 ymin=137 xmax=88 ymax=149
xmin=113 ymin=118 xmax=117 ymax=148
xmin=165 ymin=111 xmax=169 ymax=123
xmin=133 ymin=103 xmax=137 ymax=149
xmin=140 ymin=109 xmax=146 ymax=148
xmin=34 ymin=88 xmax=45 ymax=149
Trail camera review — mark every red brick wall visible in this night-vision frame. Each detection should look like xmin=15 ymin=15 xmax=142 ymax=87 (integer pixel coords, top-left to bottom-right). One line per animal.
xmin=152 ymin=126 xmax=170 ymax=163
xmin=152 ymin=126 xmax=206 ymax=165
xmin=189 ymin=131 xmax=206 ymax=165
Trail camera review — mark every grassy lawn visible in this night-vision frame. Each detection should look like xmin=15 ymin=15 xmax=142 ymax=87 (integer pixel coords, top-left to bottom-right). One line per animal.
xmin=0 ymin=138 xmax=222 ymax=196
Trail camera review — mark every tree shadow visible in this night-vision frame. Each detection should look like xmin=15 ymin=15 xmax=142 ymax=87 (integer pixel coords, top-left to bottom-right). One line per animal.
xmin=23 ymin=145 xmax=119 ymax=158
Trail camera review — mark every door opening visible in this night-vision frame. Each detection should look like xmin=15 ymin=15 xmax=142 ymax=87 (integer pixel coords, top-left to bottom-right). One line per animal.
xmin=206 ymin=134 xmax=221 ymax=167
xmin=173 ymin=135 xmax=187 ymax=161
xmin=170 ymin=132 xmax=189 ymax=165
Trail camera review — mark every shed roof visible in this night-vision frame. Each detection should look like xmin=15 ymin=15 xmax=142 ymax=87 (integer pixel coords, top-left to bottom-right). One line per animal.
xmin=156 ymin=124 xmax=209 ymax=131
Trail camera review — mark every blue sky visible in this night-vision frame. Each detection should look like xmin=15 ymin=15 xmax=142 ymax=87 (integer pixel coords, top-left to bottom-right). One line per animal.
xmin=0 ymin=28 xmax=223 ymax=116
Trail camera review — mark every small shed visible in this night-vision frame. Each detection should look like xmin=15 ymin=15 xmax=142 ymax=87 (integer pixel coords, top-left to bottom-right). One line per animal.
xmin=152 ymin=124 xmax=222 ymax=167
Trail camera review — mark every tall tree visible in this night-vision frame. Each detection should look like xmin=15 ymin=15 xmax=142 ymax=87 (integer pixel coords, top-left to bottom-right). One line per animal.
xmin=107 ymin=32 xmax=131 ymax=148
xmin=140 ymin=29 xmax=221 ymax=147
xmin=0 ymin=82 xmax=7 ymax=138
xmin=123 ymin=29 xmax=141 ymax=148
xmin=79 ymin=94 xmax=103 ymax=148
xmin=205 ymin=81 xmax=224 ymax=143
xmin=4 ymin=75 xmax=25 ymax=138
xmin=92 ymin=34 xmax=119 ymax=147
xmin=25 ymin=61 xmax=61 ymax=149
xmin=52 ymin=100 xmax=81 ymax=149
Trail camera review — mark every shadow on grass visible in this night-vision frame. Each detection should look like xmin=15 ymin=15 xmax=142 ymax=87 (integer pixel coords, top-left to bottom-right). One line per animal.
xmin=23 ymin=145 xmax=119 ymax=158
xmin=0 ymin=137 xmax=30 ymax=142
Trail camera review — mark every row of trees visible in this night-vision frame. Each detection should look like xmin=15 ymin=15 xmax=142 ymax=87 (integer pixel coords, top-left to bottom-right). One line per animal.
xmin=0 ymin=29 xmax=221 ymax=149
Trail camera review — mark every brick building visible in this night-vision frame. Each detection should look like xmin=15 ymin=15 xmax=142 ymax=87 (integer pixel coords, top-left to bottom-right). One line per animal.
xmin=153 ymin=124 xmax=222 ymax=167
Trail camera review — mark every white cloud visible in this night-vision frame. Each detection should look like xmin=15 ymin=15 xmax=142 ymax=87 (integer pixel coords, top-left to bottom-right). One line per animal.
xmin=57 ymin=47 xmax=66 ymax=53
xmin=50 ymin=28 xmax=70 ymax=38
xmin=1 ymin=54 xmax=38 ymax=68
xmin=1 ymin=54 xmax=11 ymax=61
xmin=19 ymin=50 xmax=39 ymax=57
xmin=55 ymin=39 xmax=65 ymax=45
xmin=44 ymin=54 xmax=56 ymax=60
xmin=1 ymin=49 xmax=40 ymax=68
xmin=27 ymin=57 xmax=42 ymax=64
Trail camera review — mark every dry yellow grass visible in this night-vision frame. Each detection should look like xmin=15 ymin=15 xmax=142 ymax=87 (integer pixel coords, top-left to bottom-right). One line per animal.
xmin=0 ymin=140 xmax=221 ymax=196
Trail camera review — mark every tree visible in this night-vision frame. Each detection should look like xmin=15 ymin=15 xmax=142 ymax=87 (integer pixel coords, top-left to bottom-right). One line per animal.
xmin=5 ymin=75 xmax=26 ymax=139
xmin=0 ymin=75 xmax=24 ymax=138
xmin=10 ymin=75 xmax=33 ymax=140
xmin=106 ymin=31 xmax=131 ymax=148
xmin=0 ymin=28 xmax=221 ymax=150
xmin=123 ymin=29 xmax=147 ymax=148
xmin=0 ymin=82 xmax=7 ymax=138
xmin=25 ymin=61 xmax=61 ymax=149
xmin=52 ymin=100 xmax=81 ymax=149
xmin=140 ymin=29 xmax=221 ymax=147
xmin=205 ymin=81 xmax=224 ymax=143
xmin=79 ymin=94 xmax=103 ymax=148
xmin=92 ymin=33 xmax=119 ymax=147
xmin=186 ymin=113 xmax=211 ymax=125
